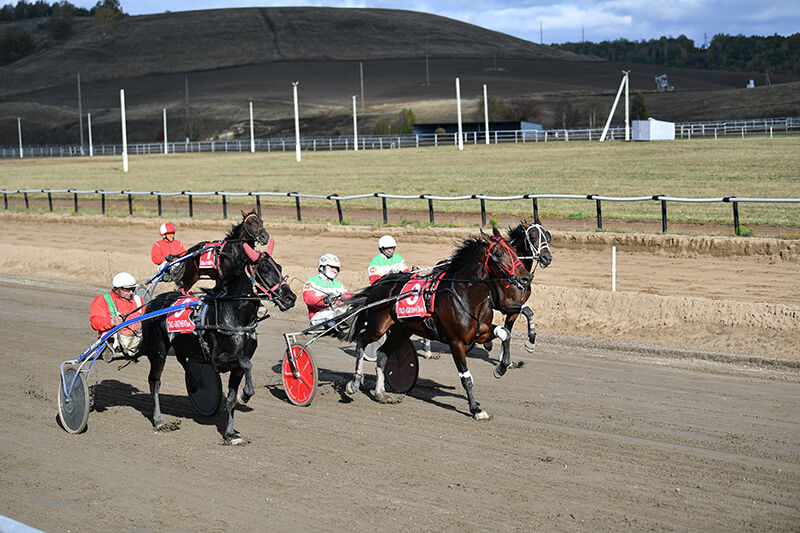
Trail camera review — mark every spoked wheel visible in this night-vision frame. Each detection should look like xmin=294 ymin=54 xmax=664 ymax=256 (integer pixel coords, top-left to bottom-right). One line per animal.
xmin=57 ymin=367 xmax=89 ymax=434
xmin=184 ymin=360 xmax=222 ymax=417
xmin=135 ymin=286 xmax=151 ymax=304
xmin=282 ymin=345 xmax=317 ymax=407
xmin=384 ymin=339 xmax=419 ymax=394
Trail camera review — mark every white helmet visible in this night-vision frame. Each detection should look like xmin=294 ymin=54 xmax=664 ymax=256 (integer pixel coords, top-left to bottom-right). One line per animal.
xmin=112 ymin=272 xmax=137 ymax=289
xmin=318 ymin=254 xmax=341 ymax=280
xmin=378 ymin=235 xmax=396 ymax=250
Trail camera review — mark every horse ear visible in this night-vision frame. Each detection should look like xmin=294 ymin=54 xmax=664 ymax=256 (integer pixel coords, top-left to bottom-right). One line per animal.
xmin=492 ymin=225 xmax=502 ymax=238
xmin=241 ymin=209 xmax=248 ymax=218
xmin=535 ymin=216 xmax=543 ymax=226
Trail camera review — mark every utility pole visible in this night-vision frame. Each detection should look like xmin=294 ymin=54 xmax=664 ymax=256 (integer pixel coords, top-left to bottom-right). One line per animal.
xmin=540 ymin=21 xmax=543 ymax=45
xmin=359 ymin=62 xmax=365 ymax=113
xmin=425 ymin=54 xmax=430 ymax=86
xmin=77 ymin=73 xmax=84 ymax=153
xmin=184 ymin=75 xmax=190 ymax=142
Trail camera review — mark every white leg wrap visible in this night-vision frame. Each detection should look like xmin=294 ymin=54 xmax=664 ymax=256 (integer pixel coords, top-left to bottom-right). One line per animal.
xmin=458 ymin=370 xmax=473 ymax=380
xmin=493 ymin=326 xmax=509 ymax=342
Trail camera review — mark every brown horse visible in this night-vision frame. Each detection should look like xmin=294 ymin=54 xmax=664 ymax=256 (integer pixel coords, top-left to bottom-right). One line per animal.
xmin=177 ymin=209 xmax=270 ymax=290
xmin=343 ymin=226 xmax=531 ymax=420
xmin=488 ymin=219 xmax=553 ymax=377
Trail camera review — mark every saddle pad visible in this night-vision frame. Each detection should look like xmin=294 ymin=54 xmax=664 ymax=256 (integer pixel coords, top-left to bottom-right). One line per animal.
xmin=396 ymin=272 xmax=444 ymax=319
xmin=167 ymin=297 xmax=199 ymax=333
xmin=198 ymin=242 xmax=221 ymax=269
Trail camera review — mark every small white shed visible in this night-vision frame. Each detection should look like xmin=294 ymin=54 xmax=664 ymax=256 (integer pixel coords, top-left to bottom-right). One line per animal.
xmin=632 ymin=118 xmax=675 ymax=141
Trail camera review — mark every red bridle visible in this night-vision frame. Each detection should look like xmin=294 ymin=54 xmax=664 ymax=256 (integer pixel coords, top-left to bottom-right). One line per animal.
xmin=485 ymin=236 xmax=524 ymax=278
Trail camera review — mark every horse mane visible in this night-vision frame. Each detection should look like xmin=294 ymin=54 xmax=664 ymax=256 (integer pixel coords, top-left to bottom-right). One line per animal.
xmin=201 ymin=257 xmax=248 ymax=298
xmin=224 ymin=220 xmax=245 ymax=241
xmin=506 ymin=221 xmax=532 ymax=254
xmin=446 ymin=236 xmax=487 ymax=275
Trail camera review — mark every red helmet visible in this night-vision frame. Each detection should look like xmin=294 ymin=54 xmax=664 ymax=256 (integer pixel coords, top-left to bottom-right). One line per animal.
xmin=159 ymin=222 xmax=176 ymax=236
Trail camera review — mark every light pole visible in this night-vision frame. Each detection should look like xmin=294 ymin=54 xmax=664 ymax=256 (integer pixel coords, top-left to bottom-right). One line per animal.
xmin=352 ymin=95 xmax=358 ymax=152
xmin=120 ymin=89 xmax=128 ymax=172
xmin=455 ymin=77 xmax=464 ymax=151
xmin=292 ymin=82 xmax=301 ymax=162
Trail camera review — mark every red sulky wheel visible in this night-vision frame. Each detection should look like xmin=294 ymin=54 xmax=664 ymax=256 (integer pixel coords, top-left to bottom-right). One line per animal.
xmin=384 ymin=339 xmax=419 ymax=394
xmin=282 ymin=345 xmax=317 ymax=407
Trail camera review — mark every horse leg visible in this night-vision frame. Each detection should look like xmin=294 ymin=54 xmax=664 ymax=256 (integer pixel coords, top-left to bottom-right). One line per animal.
xmin=493 ymin=319 xmax=515 ymax=378
xmin=521 ymin=305 xmax=537 ymax=352
xmin=147 ymin=354 xmax=168 ymax=429
xmin=223 ymin=369 xmax=245 ymax=445
xmin=345 ymin=338 xmax=371 ymax=396
xmin=451 ymin=342 xmax=491 ymax=420
xmin=236 ymin=357 xmax=255 ymax=405
xmin=373 ymin=335 xmax=403 ymax=404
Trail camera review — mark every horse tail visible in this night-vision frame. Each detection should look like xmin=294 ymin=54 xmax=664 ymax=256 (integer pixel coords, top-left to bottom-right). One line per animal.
xmin=339 ymin=287 xmax=372 ymax=344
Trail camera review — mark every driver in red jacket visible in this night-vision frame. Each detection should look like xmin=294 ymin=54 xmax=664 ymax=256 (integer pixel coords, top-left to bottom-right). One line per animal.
xmin=151 ymin=222 xmax=186 ymax=266
xmin=89 ymin=272 xmax=145 ymax=361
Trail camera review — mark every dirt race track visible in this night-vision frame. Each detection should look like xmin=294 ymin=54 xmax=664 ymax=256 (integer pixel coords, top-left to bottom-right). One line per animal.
xmin=1 ymin=214 xmax=799 ymax=532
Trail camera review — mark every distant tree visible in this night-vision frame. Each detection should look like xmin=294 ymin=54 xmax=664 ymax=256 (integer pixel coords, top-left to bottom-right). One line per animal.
xmin=373 ymin=117 xmax=392 ymax=135
xmin=0 ymin=5 xmax=13 ymax=21
xmin=396 ymin=108 xmax=415 ymax=134
xmin=553 ymin=99 xmax=580 ymax=129
xmin=630 ymin=92 xmax=648 ymax=120
xmin=476 ymin=96 xmax=515 ymax=121
xmin=509 ymin=98 xmax=542 ymax=123
xmin=49 ymin=1 xmax=75 ymax=41
xmin=0 ymin=33 xmax=35 ymax=63
xmin=93 ymin=0 xmax=125 ymax=36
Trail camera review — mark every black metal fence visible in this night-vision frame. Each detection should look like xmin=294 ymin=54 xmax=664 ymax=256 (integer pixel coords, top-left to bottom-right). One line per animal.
xmin=2 ymin=188 xmax=798 ymax=236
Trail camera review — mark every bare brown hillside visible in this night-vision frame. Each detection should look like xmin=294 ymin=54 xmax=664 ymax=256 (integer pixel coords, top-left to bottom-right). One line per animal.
xmin=0 ymin=7 xmax=798 ymax=145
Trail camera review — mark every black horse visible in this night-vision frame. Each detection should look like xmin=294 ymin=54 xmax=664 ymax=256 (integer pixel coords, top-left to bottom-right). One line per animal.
xmin=343 ymin=227 xmax=531 ymax=420
xmin=177 ymin=209 xmax=271 ymax=291
xmin=140 ymin=246 xmax=296 ymax=444
xmin=487 ymin=219 xmax=553 ymax=376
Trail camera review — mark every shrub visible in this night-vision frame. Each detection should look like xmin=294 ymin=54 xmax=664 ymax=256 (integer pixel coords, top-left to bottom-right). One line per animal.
xmin=0 ymin=33 xmax=35 ymax=64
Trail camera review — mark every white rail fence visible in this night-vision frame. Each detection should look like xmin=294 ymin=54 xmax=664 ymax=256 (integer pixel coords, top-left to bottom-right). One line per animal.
xmin=3 ymin=116 xmax=798 ymax=159
xmin=2 ymin=188 xmax=798 ymax=236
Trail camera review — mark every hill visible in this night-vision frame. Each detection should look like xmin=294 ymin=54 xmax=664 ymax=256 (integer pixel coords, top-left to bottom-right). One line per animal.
xmin=0 ymin=7 xmax=798 ymax=145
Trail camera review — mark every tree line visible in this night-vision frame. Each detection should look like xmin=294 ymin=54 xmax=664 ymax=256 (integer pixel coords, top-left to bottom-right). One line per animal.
xmin=1 ymin=1 xmax=125 ymax=63
xmin=553 ymin=34 xmax=800 ymax=77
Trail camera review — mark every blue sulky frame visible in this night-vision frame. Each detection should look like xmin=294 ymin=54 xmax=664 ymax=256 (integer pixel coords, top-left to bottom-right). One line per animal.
xmin=59 ymin=299 xmax=201 ymax=404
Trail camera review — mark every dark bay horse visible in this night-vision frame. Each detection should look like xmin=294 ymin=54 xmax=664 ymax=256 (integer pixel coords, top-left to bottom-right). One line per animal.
xmin=177 ymin=209 xmax=271 ymax=290
xmin=140 ymin=246 xmax=296 ymax=444
xmin=488 ymin=219 xmax=553 ymax=377
xmin=343 ymin=226 xmax=531 ymax=420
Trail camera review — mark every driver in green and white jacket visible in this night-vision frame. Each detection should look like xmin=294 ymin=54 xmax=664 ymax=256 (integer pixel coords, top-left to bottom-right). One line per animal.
xmin=367 ymin=235 xmax=410 ymax=284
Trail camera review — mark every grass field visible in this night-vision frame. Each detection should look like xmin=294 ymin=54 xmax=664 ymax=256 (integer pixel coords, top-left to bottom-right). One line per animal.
xmin=2 ymin=137 xmax=799 ymax=228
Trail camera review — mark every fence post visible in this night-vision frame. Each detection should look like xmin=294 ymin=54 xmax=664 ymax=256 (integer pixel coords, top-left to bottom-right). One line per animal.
xmin=221 ymin=193 xmax=227 ymax=219
xmin=531 ymin=197 xmax=539 ymax=221
xmin=380 ymin=194 xmax=388 ymax=224
xmin=658 ymin=196 xmax=667 ymax=233
xmin=187 ymin=192 xmax=193 ymax=218
xmin=255 ymin=194 xmax=261 ymax=218
xmin=330 ymin=195 xmax=343 ymax=223
xmin=47 ymin=191 xmax=53 ymax=212
xmin=425 ymin=196 xmax=434 ymax=223
xmin=127 ymin=193 xmax=133 ymax=215
xmin=479 ymin=197 xmax=486 ymax=226
xmin=732 ymin=199 xmax=740 ymax=235
xmin=23 ymin=191 xmax=29 ymax=209
xmin=73 ymin=190 xmax=78 ymax=213
xmin=100 ymin=192 xmax=105 ymax=214
xmin=3 ymin=192 xmax=7 ymax=209
xmin=593 ymin=196 xmax=602 ymax=229
xmin=293 ymin=193 xmax=302 ymax=221
xmin=157 ymin=194 xmax=162 ymax=216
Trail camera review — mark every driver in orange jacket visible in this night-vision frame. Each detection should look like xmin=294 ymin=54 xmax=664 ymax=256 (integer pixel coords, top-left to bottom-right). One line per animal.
xmin=151 ymin=222 xmax=186 ymax=266
xmin=89 ymin=272 xmax=145 ymax=361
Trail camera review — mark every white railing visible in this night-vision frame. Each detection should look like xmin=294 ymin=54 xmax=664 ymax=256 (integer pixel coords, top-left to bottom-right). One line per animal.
xmin=2 ymin=116 xmax=798 ymax=159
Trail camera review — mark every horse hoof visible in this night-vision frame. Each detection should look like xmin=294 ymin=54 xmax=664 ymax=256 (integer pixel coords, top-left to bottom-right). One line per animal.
xmin=473 ymin=410 xmax=492 ymax=421
xmin=493 ymin=364 xmax=507 ymax=379
xmin=345 ymin=380 xmax=359 ymax=396
xmin=483 ymin=341 xmax=493 ymax=352
xmin=155 ymin=419 xmax=181 ymax=432
xmin=227 ymin=437 xmax=245 ymax=446
xmin=375 ymin=391 xmax=403 ymax=404
xmin=524 ymin=340 xmax=536 ymax=353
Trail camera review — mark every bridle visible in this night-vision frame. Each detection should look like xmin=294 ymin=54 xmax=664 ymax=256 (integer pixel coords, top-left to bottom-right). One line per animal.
xmin=519 ymin=224 xmax=552 ymax=269
xmin=484 ymin=236 xmax=529 ymax=290
xmin=245 ymin=255 xmax=290 ymax=302
xmin=242 ymin=212 xmax=267 ymax=242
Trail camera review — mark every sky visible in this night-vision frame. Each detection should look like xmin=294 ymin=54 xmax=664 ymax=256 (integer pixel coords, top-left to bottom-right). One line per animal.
xmin=71 ymin=1 xmax=799 ymax=46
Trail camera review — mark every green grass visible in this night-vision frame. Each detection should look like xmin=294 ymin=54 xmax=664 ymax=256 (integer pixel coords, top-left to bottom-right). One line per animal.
xmin=2 ymin=137 xmax=799 ymax=226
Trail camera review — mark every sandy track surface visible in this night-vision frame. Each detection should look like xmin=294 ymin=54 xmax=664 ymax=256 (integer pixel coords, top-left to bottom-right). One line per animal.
xmin=1 ymin=214 xmax=799 ymax=531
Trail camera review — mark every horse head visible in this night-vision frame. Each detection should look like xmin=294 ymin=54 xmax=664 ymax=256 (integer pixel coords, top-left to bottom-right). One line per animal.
xmin=244 ymin=243 xmax=296 ymax=312
xmin=482 ymin=226 xmax=532 ymax=291
xmin=508 ymin=219 xmax=552 ymax=270
xmin=240 ymin=209 xmax=270 ymax=246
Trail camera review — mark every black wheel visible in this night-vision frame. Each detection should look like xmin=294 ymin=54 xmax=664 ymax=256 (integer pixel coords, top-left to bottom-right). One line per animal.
xmin=185 ymin=360 xmax=222 ymax=416
xmin=57 ymin=367 xmax=89 ymax=434
xmin=384 ymin=339 xmax=419 ymax=394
